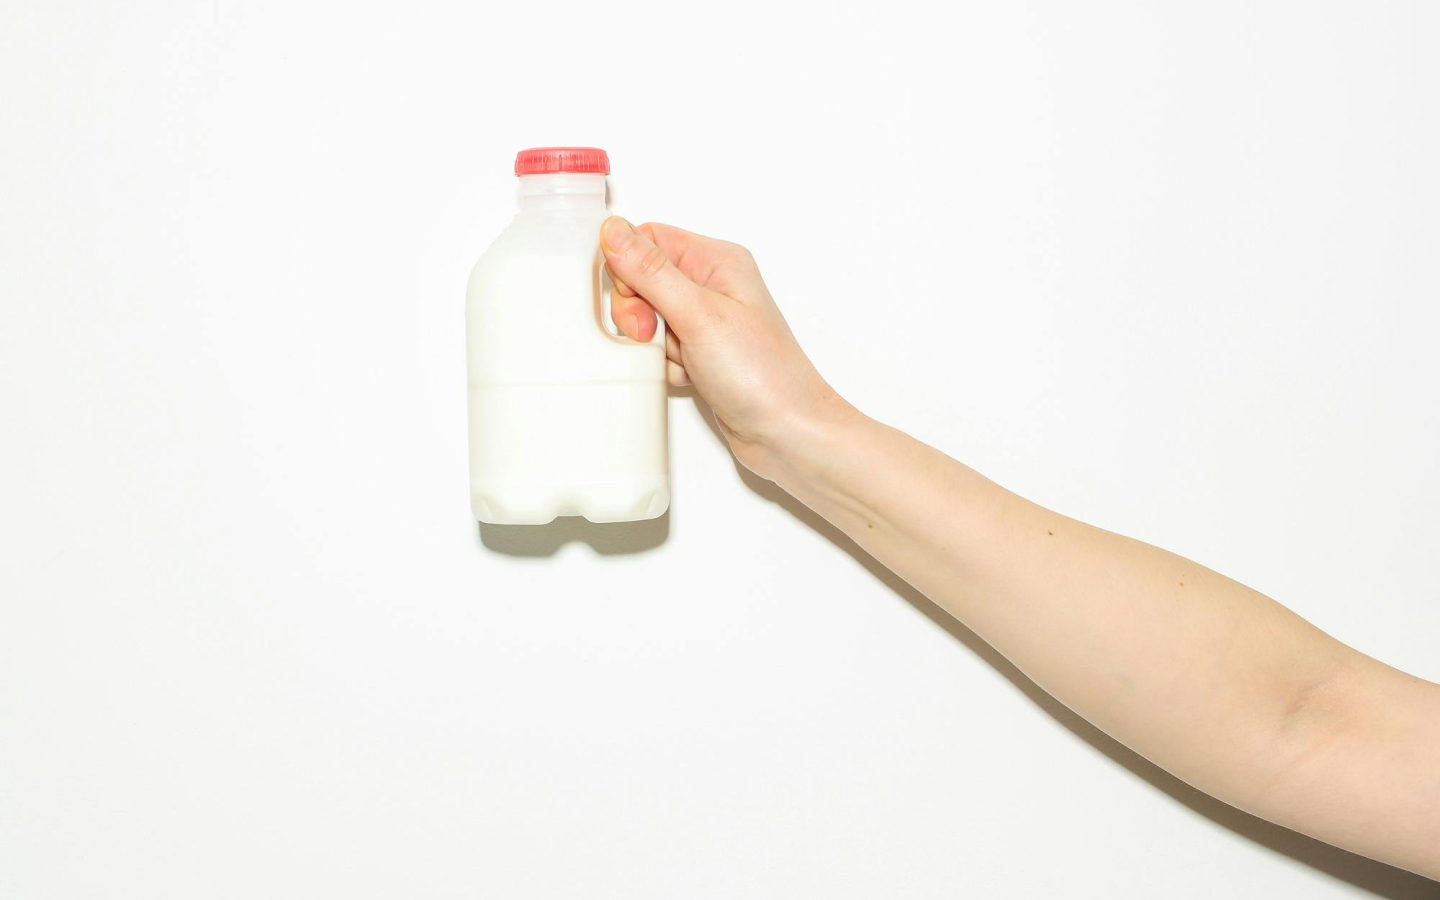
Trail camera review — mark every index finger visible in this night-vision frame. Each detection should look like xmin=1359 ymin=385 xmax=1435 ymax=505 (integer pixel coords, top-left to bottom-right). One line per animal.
xmin=639 ymin=223 xmax=756 ymax=295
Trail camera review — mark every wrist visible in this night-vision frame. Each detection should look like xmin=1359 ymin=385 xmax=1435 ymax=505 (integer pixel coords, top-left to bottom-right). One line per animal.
xmin=751 ymin=386 xmax=866 ymax=489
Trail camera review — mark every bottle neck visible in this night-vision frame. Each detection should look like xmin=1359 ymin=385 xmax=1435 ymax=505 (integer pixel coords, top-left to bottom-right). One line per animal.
xmin=516 ymin=173 xmax=608 ymax=213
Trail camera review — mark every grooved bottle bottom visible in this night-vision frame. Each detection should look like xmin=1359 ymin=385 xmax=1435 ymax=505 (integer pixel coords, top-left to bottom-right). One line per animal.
xmin=467 ymin=380 xmax=669 ymax=525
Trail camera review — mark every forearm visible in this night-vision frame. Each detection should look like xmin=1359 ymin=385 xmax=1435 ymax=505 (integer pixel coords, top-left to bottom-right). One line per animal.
xmin=768 ymin=406 xmax=1425 ymax=841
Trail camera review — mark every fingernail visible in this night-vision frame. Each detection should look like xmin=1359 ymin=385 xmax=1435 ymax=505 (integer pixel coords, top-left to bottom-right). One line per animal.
xmin=603 ymin=217 xmax=635 ymax=253
xmin=626 ymin=313 xmax=641 ymax=338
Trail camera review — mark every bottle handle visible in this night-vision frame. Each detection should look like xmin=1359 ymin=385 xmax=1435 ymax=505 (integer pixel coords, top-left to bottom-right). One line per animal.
xmin=599 ymin=254 xmax=665 ymax=347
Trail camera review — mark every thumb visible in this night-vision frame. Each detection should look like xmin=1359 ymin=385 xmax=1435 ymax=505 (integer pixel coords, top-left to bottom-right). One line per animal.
xmin=601 ymin=216 xmax=706 ymax=332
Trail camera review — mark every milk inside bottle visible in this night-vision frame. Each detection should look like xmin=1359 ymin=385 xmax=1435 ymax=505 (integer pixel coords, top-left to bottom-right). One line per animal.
xmin=466 ymin=147 xmax=670 ymax=525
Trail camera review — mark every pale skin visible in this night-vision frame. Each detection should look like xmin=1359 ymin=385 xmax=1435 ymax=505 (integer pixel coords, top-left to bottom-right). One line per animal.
xmin=599 ymin=216 xmax=1440 ymax=880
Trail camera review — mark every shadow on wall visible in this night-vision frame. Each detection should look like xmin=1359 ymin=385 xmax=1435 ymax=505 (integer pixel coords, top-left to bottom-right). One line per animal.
xmin=476 ymin=389 xmax=1437 ymax=897
xmin=478 ymin=512 xmax=668 ymax=556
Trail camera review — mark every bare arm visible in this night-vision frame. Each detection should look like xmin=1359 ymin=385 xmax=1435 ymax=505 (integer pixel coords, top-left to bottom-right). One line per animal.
xmin=773 ymin=408 xmax=1440 ymax=877
xmin=600 ymin=217 xmax=1440 ymax=879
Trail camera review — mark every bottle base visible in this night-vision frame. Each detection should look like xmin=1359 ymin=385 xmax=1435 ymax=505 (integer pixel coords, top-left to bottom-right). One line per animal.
xmin=472 ymin=478 xmax=670 ymax=525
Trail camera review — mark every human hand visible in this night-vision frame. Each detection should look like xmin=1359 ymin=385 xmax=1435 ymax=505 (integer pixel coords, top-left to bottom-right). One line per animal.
xmin=600 ymin=217 xmax=854 ymax=480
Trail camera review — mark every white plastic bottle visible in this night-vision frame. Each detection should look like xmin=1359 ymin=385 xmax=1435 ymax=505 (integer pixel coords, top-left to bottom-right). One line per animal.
xmin=466 ymin=147 xmax=669 ymax=525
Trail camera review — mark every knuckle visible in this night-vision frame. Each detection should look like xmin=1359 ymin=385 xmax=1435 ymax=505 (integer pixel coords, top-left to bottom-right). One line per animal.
xmin=637 ymin=243 xmax=668 ymax=277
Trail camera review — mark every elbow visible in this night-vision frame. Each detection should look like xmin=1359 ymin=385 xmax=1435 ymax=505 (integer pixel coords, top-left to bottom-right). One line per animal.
xmin=1247 ymin=656 xmax=1360 ymax=812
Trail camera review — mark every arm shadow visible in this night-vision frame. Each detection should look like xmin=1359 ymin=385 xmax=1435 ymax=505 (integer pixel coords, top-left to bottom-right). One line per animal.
xmin=679 ymin=391 xmax=1438 ymax=898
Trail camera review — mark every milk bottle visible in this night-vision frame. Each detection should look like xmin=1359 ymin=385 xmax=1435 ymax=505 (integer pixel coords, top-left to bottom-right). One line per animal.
xmin=467 ymin=148 xmax=670 ymax=524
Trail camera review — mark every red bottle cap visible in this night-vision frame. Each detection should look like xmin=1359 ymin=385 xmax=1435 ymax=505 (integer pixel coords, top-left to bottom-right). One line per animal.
xmin=514 ymin=147 xmax=610 ymax=177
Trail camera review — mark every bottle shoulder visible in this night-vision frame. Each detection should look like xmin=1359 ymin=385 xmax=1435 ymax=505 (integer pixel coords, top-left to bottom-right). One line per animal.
xmin=472 ymin=212 xmax=608 ymax=275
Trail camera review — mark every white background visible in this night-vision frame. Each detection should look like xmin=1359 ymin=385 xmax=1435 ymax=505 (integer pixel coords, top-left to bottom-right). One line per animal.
xmin=3 ymin=1 xmax=1438 ymax=897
